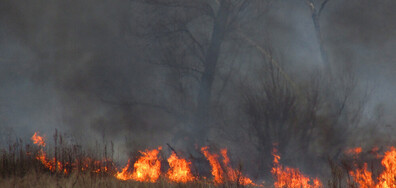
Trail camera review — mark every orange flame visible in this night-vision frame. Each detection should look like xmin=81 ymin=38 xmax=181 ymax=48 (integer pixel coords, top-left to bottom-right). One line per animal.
xmin=220 ymin=149 xmax=255 ymax=186
xmin=31 ymin=132 xmax=67 ymax=173
xmin=116 ymin=160 xmax=133 ymax=180
xmin=116 ymin=147 xmax=162 ymax=182
xmin=35 ymin=149 xmax=53 ymax=171
xmin=31 ymin=132 xmax=55 ymax=172
xmin=201 ymin=147 xmax=256 ymax=185
xmin=349 ymin=163 xmax=374 ymax=188
xmin=351 ymin=147 xmax=396 ymax=188
xmin=31 ymin=131 xmax=326 ymax=187
xmin=201 ymin=146 xmax=224 ymax=184
xmin=345 ymin=147 xmax=362 ymax=156
xmin=376 ymin=147 xmax=396 ymax=187
xmin=31 ymin=132 xmax=111 ymax=174
xmin=32 ymin=132 xmax=46 ymax=147
xmin=166 ymin=152 xmax=195 ymax=183
xmin=271 ymin=148 xmax=322 ymax=188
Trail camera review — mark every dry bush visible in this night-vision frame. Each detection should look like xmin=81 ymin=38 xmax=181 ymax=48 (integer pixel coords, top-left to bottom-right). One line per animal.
xmin=240 ymin=57 xmax=370 ymax=180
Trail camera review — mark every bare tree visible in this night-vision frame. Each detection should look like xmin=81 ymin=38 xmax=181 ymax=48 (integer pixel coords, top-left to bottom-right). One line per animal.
xmin=129 ymin=0 xmax=271 ymax=145
xmin=306 ymin=0 xmax=331 ymax=68
xmin=241 ymin=57 xmax=369 ymax=175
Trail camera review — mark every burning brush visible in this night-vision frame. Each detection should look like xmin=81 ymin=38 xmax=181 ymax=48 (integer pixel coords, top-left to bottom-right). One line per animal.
xmin=347 ymin=146 xmax=396 ymax=187
xmin=31 ymin=131 xmax=326 ymax=187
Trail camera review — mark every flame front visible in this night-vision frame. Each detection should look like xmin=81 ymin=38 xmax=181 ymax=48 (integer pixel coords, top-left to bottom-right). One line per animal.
xmin=201 ymin=147 xmax=256 ymax=185
xmin=350 ymin=147 xmax=396 ymax=188
xmin=31 ymin=132 xmax=55 ymax=171
xmin=349 ymin=163 xmax=375 ymax=188
xmin=116 ymin=147 xmax=162 ymax=182
xmin=271 ymin=148 xmax=322 ymax=188
xmin=201 ymin=146 xmax=224 ymax=184
xmin=116 ymin=160 xmax=133 ymax=180
xmin=166 ymin=152 xmax=195 ymax=183
xmin=31 ymin=131 xmax=328 ymax=186
xmin=220 ymin=149 xmax=255 ymax=186
xmin=31 ymin=132 xmax=111 ymax=174
xmin=377 ymin=147 xmax=396 ymax=187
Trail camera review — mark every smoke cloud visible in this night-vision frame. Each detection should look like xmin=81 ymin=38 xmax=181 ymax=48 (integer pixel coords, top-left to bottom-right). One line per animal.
xmin=1 ymin=0 xmax=395 ymax=176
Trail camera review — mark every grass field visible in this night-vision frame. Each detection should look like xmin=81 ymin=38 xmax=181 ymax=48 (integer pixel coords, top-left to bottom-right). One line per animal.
xmin=0 ymin=172 xmax=250 ymax=188
xmin=2 ymin=132 xmax=395 ymax=188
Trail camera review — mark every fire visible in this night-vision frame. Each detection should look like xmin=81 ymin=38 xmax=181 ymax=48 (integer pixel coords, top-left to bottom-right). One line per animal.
xmin=31 ymin=132 xmax=111 ymax=174
xmin=271 ymin=148 xmax=322 ymax=188
xmin=32 ymin=132 xmax=46 ymax=147
xmin=31 ymin=131 xmax=327 ymax=187
xmin=31 ymin=132 xmax=55 ymax=171
xmin=166 ymin=152 xmax=195 ymax=183
xmin=349 ymin=163 xmax=374 ymax=188
xmin=201 ymin=146 xmax=224 ymax=184
xmin=35 ymin=149 xmax=53 ymax=171
xmin=116 ymin=147 xmax=162 ymax=182
xmin=132 ymin=147 xmax=162 ymax=182
xmin=345 ymin=147 xmax=362 ymax=156
xmin=350 ymin=147 xmax=396 ymax=188
xmin=116 ymin=160 xmax=133 ymax=180
xmin=377 ymin=147 xmax=396 ymax=187
xmin=201 ymin=147 xmax=256 ymax=185
xmin=220 ymin=149 xmax=255 ymax=186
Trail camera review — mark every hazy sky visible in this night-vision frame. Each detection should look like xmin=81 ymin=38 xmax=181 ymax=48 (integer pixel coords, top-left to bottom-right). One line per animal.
xmin=0 ymin=0 xmax=395 ymax=150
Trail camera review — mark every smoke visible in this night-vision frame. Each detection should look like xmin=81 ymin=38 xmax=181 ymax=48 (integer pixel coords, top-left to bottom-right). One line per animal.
xmin=1 ymin=0 xmax=395 ymax=175
xmin=324 ymin=0 xmax=396 ymax=121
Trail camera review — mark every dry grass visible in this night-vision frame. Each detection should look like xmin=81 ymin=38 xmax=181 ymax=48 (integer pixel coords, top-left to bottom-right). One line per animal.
xmin=1 ymin=131 xmax=378 ymax=188
xmin=0 ymin=134 xmax=257 ymax=188
xmin=0 ymin=171 xmax=254 ymax=188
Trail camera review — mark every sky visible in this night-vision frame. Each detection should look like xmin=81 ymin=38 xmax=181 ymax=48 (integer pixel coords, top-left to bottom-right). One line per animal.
xmin=0 ymin=0 xmax=395 ymax=165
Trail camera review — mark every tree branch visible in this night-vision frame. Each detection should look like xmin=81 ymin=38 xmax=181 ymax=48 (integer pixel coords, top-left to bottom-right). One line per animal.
xmin=236 ymin=29 xmax=300 ymax=95
xmin=318 ymin=0 xmax=330 ymax=17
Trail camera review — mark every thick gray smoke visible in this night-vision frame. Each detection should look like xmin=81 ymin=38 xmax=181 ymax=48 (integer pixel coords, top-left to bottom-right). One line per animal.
xmin=0 ymin=0 xmax=395 ymax=177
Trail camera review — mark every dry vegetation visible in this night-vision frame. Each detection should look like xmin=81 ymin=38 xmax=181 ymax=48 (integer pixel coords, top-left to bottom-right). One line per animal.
xmin=1 ymin=135 xmax=390 ymax=188
xmin=0 ymin=173 xmax=246 ymax=188
xmin=0 ymin=135 xmax=257 ymax=188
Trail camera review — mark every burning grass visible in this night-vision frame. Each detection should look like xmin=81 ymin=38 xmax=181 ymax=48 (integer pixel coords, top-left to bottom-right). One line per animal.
xmin=115 ymin=147 xmax=162 ymax=182
xmin=346 ymin=147 xmax=396 ymax=187
xmin=166 ymin=152 xmax=196 ymax=183
xmin=271 ymin=148 xmax=322 ymax=188
xmin=8 ymin=131 xmax=396 ymax=187
xmin=0 ymin=131 xmax=324 ymax=187
xmin=28 ymin=132 xmax=261 ymax=186
xmin=0 ymin=131 xmax=262 ymax=187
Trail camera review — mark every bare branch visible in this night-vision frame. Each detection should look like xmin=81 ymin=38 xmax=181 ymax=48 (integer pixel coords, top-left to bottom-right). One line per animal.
xmin=181 ymin=28 xmax=206 ymax=61
xmin=236 ymin=29 xmax=301 ymax=97
xmin=318 ymin=0 xmax=330 ymax=17
xmin=305 ymin=0 xmax=331 ymax=17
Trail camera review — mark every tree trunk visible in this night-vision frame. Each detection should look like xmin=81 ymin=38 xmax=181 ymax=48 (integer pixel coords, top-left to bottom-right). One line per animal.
xmin=312 ymin=13 xmax=329 ymax=69
xmin=193 ymin=0 xmax=230 ymax=144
